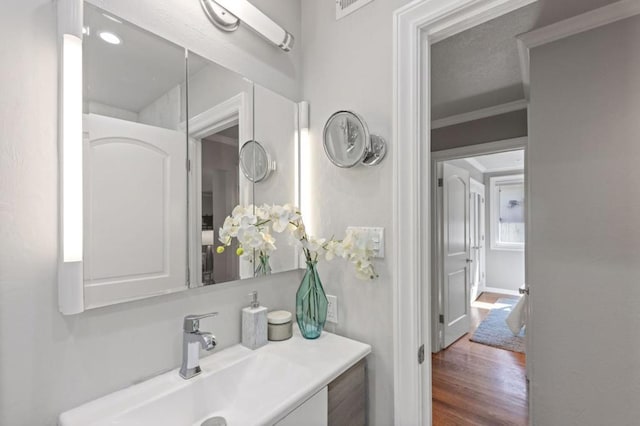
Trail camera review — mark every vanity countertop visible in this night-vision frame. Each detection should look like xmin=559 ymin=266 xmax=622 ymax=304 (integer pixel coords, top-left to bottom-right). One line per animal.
xmin=59 ymin=330 xmax=371 ymax=426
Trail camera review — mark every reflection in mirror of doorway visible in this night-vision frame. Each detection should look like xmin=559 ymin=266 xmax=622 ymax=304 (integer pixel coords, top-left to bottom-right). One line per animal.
xmin=201 ymin=125 xmax=240 ymax=285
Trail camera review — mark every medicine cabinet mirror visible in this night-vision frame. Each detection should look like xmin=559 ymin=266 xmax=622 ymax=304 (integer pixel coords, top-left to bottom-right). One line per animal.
xmin=62 ymin=2 xmax=300 ymax=313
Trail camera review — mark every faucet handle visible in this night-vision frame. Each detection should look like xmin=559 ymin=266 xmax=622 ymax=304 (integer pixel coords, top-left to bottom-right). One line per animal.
xmin=183 ymin=312 xmax=218 ymax=332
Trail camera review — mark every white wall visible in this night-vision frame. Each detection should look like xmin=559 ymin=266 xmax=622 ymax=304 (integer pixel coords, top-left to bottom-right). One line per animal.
xmin=0 ymin=1 xmax=303 ymax=424
xmin=446 ymin=159 xmax=484 ymax=182
xmin=528 ymin=15 xmax=640 ymax=425
xmin=484 ymin=171 xmax=525 ymax=293
xmin=186 ymin=61 xmax=254 ymax=120
xmin=300 ymin=0 xmax=411 ymax=424
xmin=253 ymin=85 xmax=299 ymax=274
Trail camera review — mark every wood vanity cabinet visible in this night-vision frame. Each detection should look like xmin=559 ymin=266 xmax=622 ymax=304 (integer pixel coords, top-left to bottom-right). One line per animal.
xmin=328 ymin=359 xmax=367 ymax=426
xmin=275 ymin=358 xmax=367 ymax=426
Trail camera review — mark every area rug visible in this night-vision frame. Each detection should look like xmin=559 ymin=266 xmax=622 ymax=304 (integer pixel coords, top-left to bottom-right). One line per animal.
xmin=470 ymin=298 xmax=525 ymax=353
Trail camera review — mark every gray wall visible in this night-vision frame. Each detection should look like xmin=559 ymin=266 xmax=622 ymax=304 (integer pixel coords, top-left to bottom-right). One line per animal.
xmin=431 ymin=109 xmax=527 ymax=152
xmin=0 ymin=1 xmax=302 ymax=424
xmin=300 ymin=0 xmax=411 ymax=424
xmin=529 ymin=15 xmax=640 ymax=425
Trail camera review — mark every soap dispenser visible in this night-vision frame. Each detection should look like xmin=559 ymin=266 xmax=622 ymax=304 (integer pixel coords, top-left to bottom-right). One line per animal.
xmin=242 ymin=291 xmax=268 ymax=350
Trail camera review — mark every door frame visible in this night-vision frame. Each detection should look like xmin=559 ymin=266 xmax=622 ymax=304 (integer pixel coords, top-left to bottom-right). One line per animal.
xmin=430 ymin=138 xmax=527 ymax=353
xmin=179 ymin=92 xmax=253 ymax=287
xmin=392 ymin=1 xmax=536 ymax=422
xmin=469 ymin=176 xmax=486 ymax=300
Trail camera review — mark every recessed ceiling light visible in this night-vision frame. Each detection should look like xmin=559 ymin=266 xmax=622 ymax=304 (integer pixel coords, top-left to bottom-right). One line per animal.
xmin=98 ymin=31 xmax=121 ymax=45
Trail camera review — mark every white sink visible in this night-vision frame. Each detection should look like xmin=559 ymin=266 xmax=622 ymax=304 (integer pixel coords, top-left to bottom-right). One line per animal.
xmin=59 ymin=330 xmax=371 ymax=426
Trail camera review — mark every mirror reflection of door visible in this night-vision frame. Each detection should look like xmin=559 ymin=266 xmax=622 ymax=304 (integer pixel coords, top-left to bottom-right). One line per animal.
xmin=200 ymin=126 xmax=240 ymax=285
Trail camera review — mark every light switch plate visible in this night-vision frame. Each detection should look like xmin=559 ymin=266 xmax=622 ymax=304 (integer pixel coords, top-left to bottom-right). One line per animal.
xmin=346 ymin=226 xmax=385 ymax=258
xmin=326 ymin=295 xmax=338 ymax=323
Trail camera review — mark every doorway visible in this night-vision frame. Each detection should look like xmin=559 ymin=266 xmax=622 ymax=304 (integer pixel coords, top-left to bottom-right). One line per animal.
xmin=200 ymin=125 xmax=241 ymax=285
xmin=431 ymin=143 xmax=527 ymax=424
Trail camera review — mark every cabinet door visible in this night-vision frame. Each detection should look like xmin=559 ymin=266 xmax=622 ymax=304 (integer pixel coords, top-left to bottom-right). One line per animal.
xmin=276 ymin=387 xmax=328 ymax=426
xmin=83 ymin=114 xmax=187 ymax=308
xmin=328 ymin=360 xmax=366 ymax=426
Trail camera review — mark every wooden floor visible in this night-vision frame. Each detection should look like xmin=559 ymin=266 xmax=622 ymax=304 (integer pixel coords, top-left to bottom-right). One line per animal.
xmin=432 ymin=293 xmax=528 ymax=426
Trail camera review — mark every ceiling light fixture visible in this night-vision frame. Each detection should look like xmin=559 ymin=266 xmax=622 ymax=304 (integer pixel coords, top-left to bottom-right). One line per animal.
xmin=200 ymin=0 xmax=294 ymax=52
xmin=98 ymin=31 xmax=121 ymax=45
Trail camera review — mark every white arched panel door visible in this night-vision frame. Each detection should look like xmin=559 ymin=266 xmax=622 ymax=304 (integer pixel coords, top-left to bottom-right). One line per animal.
xmin=83 ymin=114 xmax=187 ymax=308
xmin=442 ymin=162 xmax=471 ymax=348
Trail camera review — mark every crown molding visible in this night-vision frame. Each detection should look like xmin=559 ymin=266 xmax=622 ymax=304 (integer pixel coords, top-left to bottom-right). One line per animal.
xmin=517 ymin=0 xmax=640 ymax=99
xmin=518 ymin=0 xmax=640 ymax=49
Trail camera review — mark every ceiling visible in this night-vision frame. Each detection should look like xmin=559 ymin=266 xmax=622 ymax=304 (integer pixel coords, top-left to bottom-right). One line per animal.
xmin=83 ymin=4 xmax=210 ymax=114
xmin=465 ymin=150 xmax=524 ymax=173
xmin=430 ymin=0 xmax=620 ymax=121
xmin=83 ymin=4 xmax=187 ymax=113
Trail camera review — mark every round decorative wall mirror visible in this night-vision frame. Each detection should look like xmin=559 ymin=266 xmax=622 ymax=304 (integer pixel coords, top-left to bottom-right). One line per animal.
xmin=322 ymin=111 xmax=387 ymax=168
xmin=239 ymin=140 xmax=274 ymax=183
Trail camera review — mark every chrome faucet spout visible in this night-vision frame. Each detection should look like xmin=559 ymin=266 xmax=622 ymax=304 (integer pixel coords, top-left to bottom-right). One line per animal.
xmin=192 ymin=331 xmax=216 ymax=350
xmin=179 ymin=312 xmax=218 ymax=379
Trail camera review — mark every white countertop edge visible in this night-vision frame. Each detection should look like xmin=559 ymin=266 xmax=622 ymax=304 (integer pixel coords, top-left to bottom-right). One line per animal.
xmin=263 ymin=338 xmax=371 ymax=425
xmin=59 ymin=330 xmax=371 ymax=426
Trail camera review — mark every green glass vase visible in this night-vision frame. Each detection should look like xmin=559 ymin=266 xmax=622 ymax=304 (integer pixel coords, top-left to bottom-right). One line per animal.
xmin=255 ymin=252 xmax=272 ymax=276
xmin=296 ymin=260 xmax=328 ymax=339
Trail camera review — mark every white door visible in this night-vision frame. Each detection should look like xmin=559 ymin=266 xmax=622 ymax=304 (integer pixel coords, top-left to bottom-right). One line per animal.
xmin=441 ymin=162 xmax=471 ymax=348
xmin=469 ymin=179 xmax=486 ymax=302
xmin=83 ymin=114 xmax=187 ymax=308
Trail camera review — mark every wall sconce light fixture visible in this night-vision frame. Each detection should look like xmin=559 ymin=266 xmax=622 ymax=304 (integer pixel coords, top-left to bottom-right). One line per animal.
xmin=200 ymin=0 xmax=294 ymax=51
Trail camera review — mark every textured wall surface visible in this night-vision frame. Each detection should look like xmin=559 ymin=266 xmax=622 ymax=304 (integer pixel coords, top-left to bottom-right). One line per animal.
xmin=528 ymin=15 xmax=640 ymax=425
xmin=300 ymin=0 xmax=411 ymax=424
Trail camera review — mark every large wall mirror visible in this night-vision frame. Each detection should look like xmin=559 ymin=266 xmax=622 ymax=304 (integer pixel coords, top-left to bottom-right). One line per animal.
xmin=70 ymin=2 xmax=300 ymax=312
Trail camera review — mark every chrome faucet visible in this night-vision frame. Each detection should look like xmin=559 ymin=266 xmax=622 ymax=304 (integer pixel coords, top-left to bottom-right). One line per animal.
xmin=179 ymin=312 xmax=218 ymax=379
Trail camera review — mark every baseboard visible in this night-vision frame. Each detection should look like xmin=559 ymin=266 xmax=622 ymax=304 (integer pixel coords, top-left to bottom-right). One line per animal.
xmin=483 ymin=286 xmax=520 ymax=297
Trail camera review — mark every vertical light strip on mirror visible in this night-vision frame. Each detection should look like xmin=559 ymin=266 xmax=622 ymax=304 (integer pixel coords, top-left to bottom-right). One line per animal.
xmin=62 ymin=34 xmax=83 ymax=263
xmin=298 ymin=101 xmax=314 ymax=235
xmin=58 ymin=0 xmax=84 ymax=314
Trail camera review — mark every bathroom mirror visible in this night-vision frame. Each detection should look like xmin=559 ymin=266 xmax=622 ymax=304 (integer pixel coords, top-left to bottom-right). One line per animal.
xmin=69 ymin=3 xmax=301 ymax=312
xmin=239 ymin=140 xmax=274 ymax=183
xmin=82 ymin=4 xmax=189 ymax=309
xmin=252 ymin=84 xmax=300 ymax=275
xmin=323 ymin=110 xmax=387 ymax=167
xmin=185 ymin=51 xmax=255 ymax=285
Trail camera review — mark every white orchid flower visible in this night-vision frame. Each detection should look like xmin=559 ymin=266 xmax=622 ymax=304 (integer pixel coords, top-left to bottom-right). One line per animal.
xmin=255 ymin=205 xmax=270 ymax=221
xmin=303 ymin=236 xmax=326 ymax=255
xmin=260 ymin=231 xmax=277 ymax=252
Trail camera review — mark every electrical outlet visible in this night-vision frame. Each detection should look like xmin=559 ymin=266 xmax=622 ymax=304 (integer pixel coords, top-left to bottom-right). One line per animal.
xmin=326 ymin=295 xmax=338 ymax=323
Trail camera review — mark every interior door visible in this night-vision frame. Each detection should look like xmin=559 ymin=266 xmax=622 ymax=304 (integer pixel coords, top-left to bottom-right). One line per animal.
xmin=441 ymin=162 xmax=471 ymax=348
xmin=83 ymin=113 xmax=187 ymax=308
xmin=469 ymin=179 xmax=486 ymax=302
